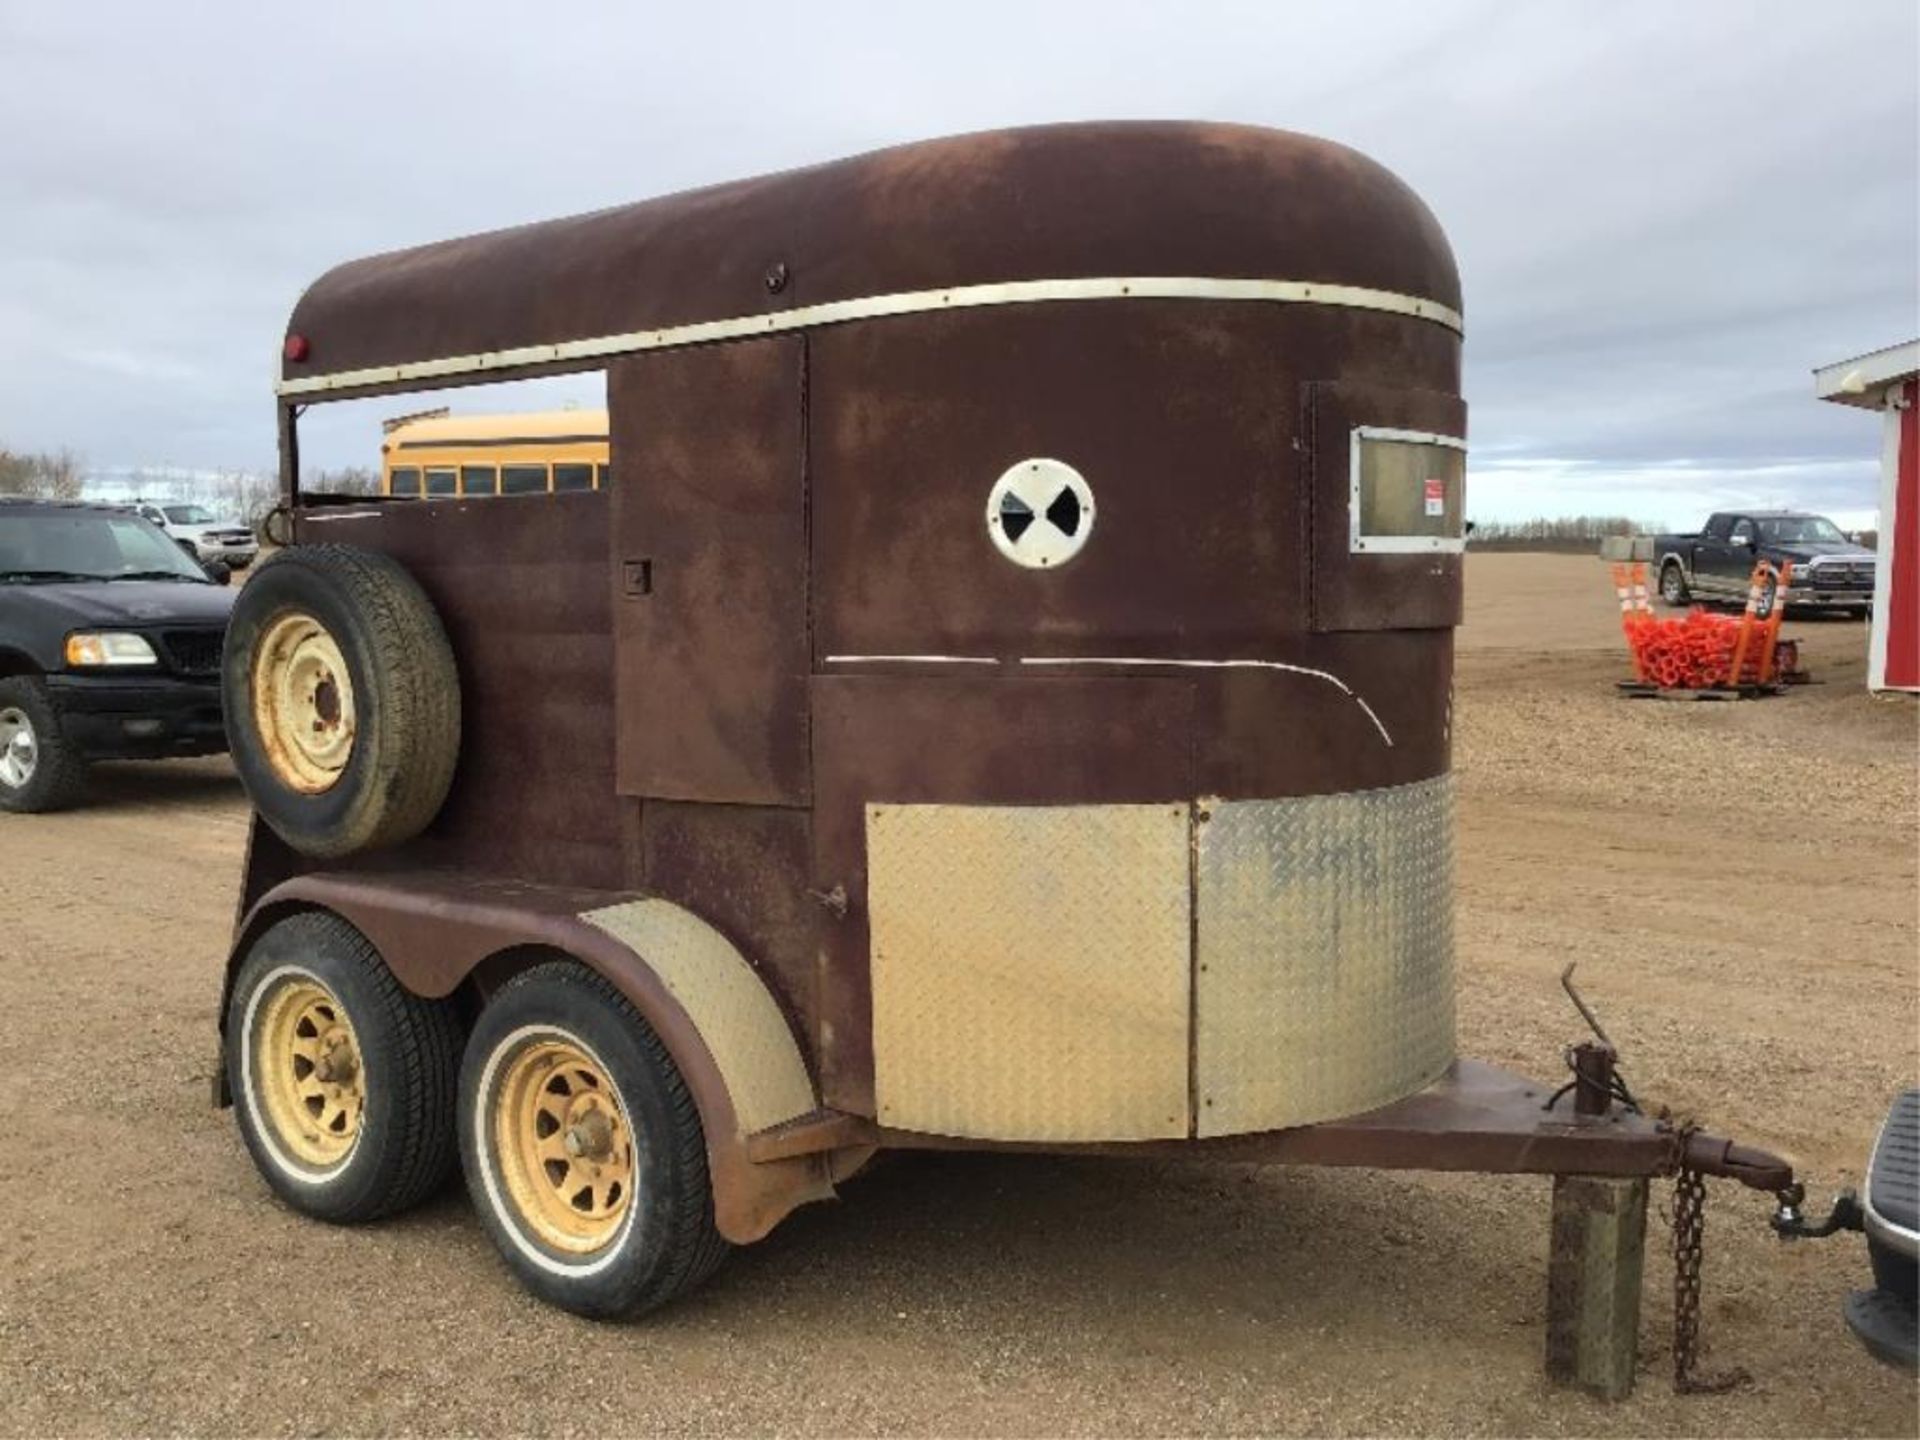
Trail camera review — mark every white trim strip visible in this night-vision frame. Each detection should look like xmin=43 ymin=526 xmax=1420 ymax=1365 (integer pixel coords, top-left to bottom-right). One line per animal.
xmin=1353 ymin=426 xmax=1468 ymax=451
xmin=1017 ymin=656 xmax=1393 ymax=746
xmin=1868 ymin=394 xmax=1903 ymax=690
xmin=823 ymin=653 xmax=999 ymax=666
xmin=277 ymin=275 xmax=1464 ymax=398
xmin=823 ymin=653 xmax=1395 ymax=747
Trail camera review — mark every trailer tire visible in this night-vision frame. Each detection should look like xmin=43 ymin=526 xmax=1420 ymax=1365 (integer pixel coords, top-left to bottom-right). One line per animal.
xmin=460 ymin=962 xmax=729 ymax=1319
xmin=226 ymin=910 xmax=465 ymax=1223
xmin=1658 ymin=561 xmax=1690 ymax=607
xmin=224 ymin=544 xmax=460 ymax=858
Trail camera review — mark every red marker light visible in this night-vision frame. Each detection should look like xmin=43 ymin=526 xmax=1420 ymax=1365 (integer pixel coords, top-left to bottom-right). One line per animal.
xmin=283 ymin=333 xmax=311 ymax=363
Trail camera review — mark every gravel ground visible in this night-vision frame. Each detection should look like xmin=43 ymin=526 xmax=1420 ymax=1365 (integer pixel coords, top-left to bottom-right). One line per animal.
xmin=1 ymin=553 xmax=1914 ymax=1436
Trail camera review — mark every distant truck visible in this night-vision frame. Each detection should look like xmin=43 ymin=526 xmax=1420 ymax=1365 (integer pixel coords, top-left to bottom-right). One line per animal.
xmin=130 ymin=500 xmax=258 ymax=570
xmin=1654 ymin=510 xmax=1876 ymax=615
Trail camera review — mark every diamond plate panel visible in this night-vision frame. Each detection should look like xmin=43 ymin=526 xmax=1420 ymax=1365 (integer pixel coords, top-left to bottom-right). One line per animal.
xmin=1195 ymin=775 xmax=1455 ymax=1137
xmin=868 ymin=802 xmax=1191 ymax=1141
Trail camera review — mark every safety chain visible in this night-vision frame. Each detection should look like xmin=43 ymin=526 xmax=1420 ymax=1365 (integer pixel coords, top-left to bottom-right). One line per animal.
xmin=1671 ymin=1157 xmax=1750 ymax=1394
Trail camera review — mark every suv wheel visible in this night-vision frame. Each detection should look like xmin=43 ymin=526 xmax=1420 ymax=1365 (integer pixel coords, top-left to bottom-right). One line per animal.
xmin=0 ymin=676 xmax=88 ymax=813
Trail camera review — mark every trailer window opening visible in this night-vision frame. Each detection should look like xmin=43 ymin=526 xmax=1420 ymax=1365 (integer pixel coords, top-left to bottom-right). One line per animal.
xmin=344 ymin=392 xmax=611 ymax=502
xmin=1350 ymin=429 xmax=1466 ymax=553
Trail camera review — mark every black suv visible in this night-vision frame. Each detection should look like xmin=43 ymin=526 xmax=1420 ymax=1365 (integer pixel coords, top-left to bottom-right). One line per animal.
xmin=0 ymin=499 xmax=235 ymax=811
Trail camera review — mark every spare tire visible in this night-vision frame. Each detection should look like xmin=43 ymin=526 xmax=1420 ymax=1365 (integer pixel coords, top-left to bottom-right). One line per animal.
xmin=224 ymin=544 xmax=460 ymax=858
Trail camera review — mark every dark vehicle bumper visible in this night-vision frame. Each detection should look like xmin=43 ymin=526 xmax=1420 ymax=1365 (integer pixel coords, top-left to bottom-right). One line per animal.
xmin=46 ymin=673 xmax=227 ymax=760
xmin=1786 ymin=586 xmax=1874 ymax=611
xmin=1849 ymin=1089 xmax=1918 ymax=1370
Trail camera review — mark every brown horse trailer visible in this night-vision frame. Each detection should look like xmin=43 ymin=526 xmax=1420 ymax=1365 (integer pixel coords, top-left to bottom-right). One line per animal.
xmin=215 ymin=122 xmax=1801 ymax=1394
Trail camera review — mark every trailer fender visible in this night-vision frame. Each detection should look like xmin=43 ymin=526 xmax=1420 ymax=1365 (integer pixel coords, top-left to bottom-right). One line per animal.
xmin=223 ymin=874 xmax=833 ymax=1243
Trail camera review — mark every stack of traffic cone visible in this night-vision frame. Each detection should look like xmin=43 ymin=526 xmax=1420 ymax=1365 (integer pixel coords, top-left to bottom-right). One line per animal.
xmin=1621 ymin=608 xmax=1743 ymax=688
xmin=1610 ymin=560 xmax=1793 ymax=691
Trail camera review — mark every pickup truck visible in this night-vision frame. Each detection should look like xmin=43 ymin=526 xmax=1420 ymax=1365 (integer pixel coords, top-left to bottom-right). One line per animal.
xmin=1654 ymin=510 xmax=1876 ymax=615
xmin=130 ymin=499 xmax=259 ymax=569
xmin=0 ymin=498 xmax=234 ymax=811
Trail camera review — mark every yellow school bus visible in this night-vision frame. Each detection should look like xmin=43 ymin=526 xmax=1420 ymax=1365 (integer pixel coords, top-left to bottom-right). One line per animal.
xmin=380 ymin=410 xmax=610 ymax=498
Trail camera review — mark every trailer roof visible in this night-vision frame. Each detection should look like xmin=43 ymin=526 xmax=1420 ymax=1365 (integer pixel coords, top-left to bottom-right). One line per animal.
xmin=280 ymin=121 xmax=1461 ymax=399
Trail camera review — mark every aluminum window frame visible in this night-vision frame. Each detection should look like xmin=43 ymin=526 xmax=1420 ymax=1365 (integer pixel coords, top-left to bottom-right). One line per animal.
xmin=1348 ymin=425 xmax=1469 ymax=555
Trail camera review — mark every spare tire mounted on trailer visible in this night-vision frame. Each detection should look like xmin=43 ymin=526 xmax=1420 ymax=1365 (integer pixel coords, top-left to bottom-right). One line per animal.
xmin=224 ymin=544 xmax=461 ymax=858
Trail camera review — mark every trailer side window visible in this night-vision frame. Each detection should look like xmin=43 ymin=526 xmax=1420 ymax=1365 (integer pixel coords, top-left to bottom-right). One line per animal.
xmin=1350 ymin=428 xmax=1466 ymax=553
xmin=390 ymin=466 xmax=422 ymax=498
xmin=501 ymin=464 xmax=548 ymax=495
xmin=461 ymin=465 xmax=499 ymax=497
xmin=553 ymin=463 xmax=594 ymax=493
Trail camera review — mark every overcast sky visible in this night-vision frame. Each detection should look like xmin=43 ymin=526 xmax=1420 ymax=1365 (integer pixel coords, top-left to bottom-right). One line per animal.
xmin=2 ymin=2 xmax=1914 ymax=524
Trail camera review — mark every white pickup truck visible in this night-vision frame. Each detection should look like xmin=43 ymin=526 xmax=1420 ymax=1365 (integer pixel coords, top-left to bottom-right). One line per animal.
xmin=130 ymin=501 xmax=258 ymax=569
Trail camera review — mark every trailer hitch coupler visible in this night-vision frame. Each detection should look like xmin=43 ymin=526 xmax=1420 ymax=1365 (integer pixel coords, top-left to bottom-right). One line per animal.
xmin=1679 ymin=1132 xmax=1794 ymax=1192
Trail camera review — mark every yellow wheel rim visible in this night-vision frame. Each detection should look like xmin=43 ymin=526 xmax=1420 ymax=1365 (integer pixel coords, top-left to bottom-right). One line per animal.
xmin=254 ymin=976 xmax=364 ymax=1169
xmin=493 ymin=1037 xmax=635 ymax=1255
xmin=252 ymin=611 xmax=355 ymax=794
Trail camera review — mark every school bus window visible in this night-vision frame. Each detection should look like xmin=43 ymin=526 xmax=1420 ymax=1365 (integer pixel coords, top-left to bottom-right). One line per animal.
xmin=376 ymin=410 xmax=609 ymax=498
xmin=595 ymin=464 xmax=611 ymax=490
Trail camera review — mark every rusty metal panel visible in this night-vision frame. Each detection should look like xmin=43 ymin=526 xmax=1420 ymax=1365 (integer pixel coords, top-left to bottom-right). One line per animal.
xmin=810 ymin=303 xmax=1308 ymax=658
xmin=292 ymin=496 xmax=624 ymax=890
xmin=581 ymin=899 xmax=816 ymax=1136
xmin=1185 ymin=631 xmax=1454 ymax=798
xmin=1309 ymin=381 xmax=1467 ymax=633
xmin=867 ymin=802 xmax=1191 ymax=1141
xmin=1194 ymin=775 xmax=1455 ymax=1137
xmin=280 ymin=123 xmax=1461 ymax=388
xmin=609 ymin=337 xmax=809 ymax=805
xmin=639 ymin=802 xmax=822 ymax=1071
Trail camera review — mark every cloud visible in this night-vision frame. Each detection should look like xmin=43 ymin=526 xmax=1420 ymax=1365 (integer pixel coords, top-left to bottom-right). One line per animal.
xmin=0 ymin=1 xmax=1913 ymax=524
xmin=1469 ymin=455 xmax=1882 ymax=533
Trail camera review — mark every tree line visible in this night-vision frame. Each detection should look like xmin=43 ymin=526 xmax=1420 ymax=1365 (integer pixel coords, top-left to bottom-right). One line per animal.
xmin=1466 ymin=515 xmax=1654 ymax=552
xmin=0 ymin=448 xmax=84 ymax=500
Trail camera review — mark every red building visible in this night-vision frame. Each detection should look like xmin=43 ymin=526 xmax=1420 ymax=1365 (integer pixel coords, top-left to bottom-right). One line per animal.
xmin=1816 ymin=340 xmax=1918 ymax=692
